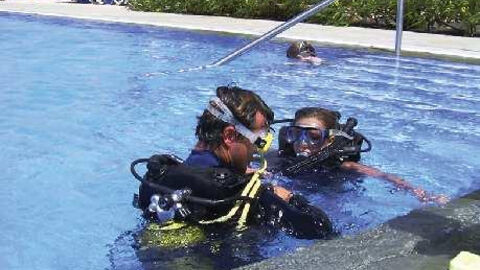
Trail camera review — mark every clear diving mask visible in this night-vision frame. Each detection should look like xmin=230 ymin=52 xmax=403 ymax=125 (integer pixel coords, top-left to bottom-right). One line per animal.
xmin=285 ymin=124 xmax=328 ymax=146
xmin=206 ymin=97 xmax=273 ymax=154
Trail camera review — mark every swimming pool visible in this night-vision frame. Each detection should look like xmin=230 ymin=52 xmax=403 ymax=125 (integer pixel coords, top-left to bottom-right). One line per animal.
xmin=0 ymin=12 xmax=479 ymax=270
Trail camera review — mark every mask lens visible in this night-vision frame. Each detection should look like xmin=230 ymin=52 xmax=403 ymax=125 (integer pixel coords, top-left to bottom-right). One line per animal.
xmin=306 ymin=129 xmax=324 ymax=143
xmin=287 ymin=126 xmax=327 ymax=145
xmin=286 ymin=126 xmax=302 ymax=143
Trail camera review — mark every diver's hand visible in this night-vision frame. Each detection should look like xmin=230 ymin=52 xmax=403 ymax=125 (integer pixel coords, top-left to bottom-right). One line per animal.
xmin=423 ymin=193 xmax=450 ymax=205
xmin=430 ymin=194 xmax=449 ymax=204
xmin=300 ymin=56 xmax=323 ymax=65
xmin=246 ymin=167 xmax=273 ymax=179
xmin=412 ymin=188 xmax=427 ymax=200
xmin=245 ymin=167 xmax=257 ymax=175
xmin=261 ymin=170 xmax=273 ymax=179
xmin=413 ymin=188 xmax=449 ymax=204
xmin=273 ymin=186 xmax=293 ymax=202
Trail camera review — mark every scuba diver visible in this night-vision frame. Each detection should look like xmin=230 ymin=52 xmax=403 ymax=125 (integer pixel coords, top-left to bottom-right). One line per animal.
xmin=286 ymin=41 xmax=323 ymax=65
xmin=130 ymin=86 xmax=333 ymax=240
xmin=272 ymin=107 xmax=449 ymax=204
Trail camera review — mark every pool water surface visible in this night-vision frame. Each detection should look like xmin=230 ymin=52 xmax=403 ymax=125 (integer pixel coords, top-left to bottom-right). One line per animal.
xmin=0 ymin=12 xmax=479 ymax=270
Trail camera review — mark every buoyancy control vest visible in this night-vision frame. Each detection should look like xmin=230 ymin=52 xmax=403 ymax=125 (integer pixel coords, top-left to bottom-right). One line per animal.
xmin=130 ymin=154 xmax=333 ymax=239
xmin=134 ymin=154 xmax=248 ymax=222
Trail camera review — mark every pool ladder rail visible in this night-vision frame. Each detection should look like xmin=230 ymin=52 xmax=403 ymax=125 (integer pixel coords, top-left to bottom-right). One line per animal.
xmin=210 ymin=0 xmax=405 ymax=67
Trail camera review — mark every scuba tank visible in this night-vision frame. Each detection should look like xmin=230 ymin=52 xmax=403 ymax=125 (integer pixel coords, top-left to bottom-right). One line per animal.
xmin=131 ymin=154 xmax=253 ymax=223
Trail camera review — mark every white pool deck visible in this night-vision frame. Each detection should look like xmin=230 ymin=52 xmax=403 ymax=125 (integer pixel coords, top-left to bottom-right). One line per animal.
xmin=1 ymin=0 xmax=479 ymax=61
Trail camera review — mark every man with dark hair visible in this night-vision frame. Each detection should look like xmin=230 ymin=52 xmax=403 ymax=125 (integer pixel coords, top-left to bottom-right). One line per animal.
xmin=185 ymin=85 xmax=296 ymax=201
xmin=134 ymin=85 xmax=333 ymax=239
xmin=186 ymin=86 xmax=273 ymax=171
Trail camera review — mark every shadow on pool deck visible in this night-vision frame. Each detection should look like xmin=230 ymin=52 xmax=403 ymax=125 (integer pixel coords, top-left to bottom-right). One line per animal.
xmin=241 ymin=190 xmax=480 ymax=270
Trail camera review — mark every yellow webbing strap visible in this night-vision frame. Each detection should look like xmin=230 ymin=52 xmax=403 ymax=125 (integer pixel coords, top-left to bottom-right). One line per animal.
xmin=159 ymin=221 xmax=187 ymax=231
xmin=236 ymin=173 xmax=262 ymax=230
xmin=198 ymin=157 xmax=268 ymax=226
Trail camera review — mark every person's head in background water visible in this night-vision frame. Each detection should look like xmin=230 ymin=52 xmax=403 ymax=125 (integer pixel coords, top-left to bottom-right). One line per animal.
xmin=286 ymin=41 xmax=322 ymax=65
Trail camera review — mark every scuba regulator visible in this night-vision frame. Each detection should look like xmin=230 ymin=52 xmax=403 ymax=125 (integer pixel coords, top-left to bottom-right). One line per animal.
xmin=275 ymin=116 xmax=372 ymax=177
xmin=148 ymin=189 xmax=193 ymax=224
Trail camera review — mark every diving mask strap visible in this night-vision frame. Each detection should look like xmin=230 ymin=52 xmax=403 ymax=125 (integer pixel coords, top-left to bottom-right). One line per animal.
xmin=206 ymin=97 xmax=260 ymax=144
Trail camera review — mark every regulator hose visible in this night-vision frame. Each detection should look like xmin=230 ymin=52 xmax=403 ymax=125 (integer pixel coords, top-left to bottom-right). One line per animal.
xmin=357 ymin=132 xmax=372 ymax=153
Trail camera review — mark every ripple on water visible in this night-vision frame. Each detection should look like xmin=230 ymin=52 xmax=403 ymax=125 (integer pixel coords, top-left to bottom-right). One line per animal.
xmin=1 ymin=13 xmax=480 ymax=270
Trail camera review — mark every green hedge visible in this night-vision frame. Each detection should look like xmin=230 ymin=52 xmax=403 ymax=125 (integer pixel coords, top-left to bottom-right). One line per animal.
xmin=128 ymin=0 xmax=479 ymax=36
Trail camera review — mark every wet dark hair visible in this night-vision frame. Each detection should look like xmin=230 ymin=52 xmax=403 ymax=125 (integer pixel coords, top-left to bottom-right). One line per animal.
xmin=195 ymin=86 xmax=274 ymax=148
xmin=294 ymin=107 xmax=340 ymax=129
xmin=287 ymin=41 xmax=317 ymax=58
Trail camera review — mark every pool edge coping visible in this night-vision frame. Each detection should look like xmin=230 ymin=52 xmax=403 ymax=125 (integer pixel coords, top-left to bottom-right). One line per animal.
xmin=1 ymin=1 xmax=479 ymax=64
xmin=238 ymin=189 xmax=480 ymax=270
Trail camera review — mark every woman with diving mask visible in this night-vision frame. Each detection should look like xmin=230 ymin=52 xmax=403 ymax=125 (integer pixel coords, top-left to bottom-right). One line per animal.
xmin=275 ymin=107 xmax=448 ymax=204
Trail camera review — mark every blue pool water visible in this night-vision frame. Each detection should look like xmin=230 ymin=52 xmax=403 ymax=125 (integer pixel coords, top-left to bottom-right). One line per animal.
xmin=1 ymin=12 xmax=480 ymax=270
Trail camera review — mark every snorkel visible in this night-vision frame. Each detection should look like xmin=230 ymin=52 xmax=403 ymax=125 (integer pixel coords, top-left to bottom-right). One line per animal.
xmin=259 ymin=132 xmax=274 ymax=155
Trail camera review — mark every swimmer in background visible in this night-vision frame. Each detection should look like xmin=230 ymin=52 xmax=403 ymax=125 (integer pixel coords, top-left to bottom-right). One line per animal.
xmin=273 ymin=107 xmax=449 ymax=204
xmin=286 ymin=41 xmax=323 ymax=65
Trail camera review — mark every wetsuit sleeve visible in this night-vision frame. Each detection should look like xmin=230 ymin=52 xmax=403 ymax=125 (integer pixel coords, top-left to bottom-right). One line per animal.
xmin=256 ymin=186 xmax=333 ymax=239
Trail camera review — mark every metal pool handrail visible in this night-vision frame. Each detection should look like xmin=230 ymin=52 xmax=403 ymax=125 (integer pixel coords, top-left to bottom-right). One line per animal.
xmin=395 ymin=0 xmax=405 ymax=56
xmin=209 ymin=0 xmax=338 ymax=67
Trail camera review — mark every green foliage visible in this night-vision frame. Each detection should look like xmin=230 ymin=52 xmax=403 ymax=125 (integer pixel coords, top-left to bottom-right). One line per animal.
xmin=128 ymin=0 xmax=479 ymax=36
xmin=307 ymin=0 xmax=397 ymax=28
xmin=402 ymin=0 xmax=479 ymax=36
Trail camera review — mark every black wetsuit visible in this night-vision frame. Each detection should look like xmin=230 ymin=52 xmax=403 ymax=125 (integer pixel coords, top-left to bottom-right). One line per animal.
xmin=136 ymin=150 xmax=332 ymax=239
xmin=183 ymin=150 xmax=333 ymax=239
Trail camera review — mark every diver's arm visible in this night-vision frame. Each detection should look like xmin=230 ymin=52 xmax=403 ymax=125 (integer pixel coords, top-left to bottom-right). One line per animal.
xmin=340 ymin=161 xmax=448 ymax=204
xmin=340 ymin=161 xmax=411 ymax=187
xmin=298 ymin=56 xmax=323 ymax=65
